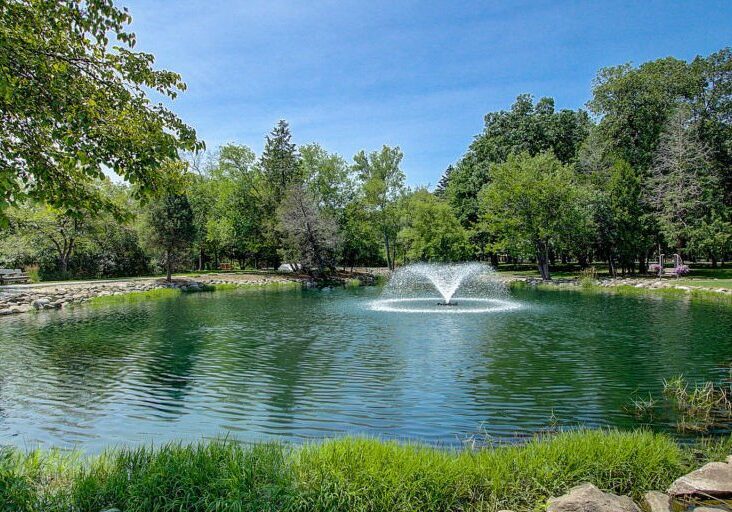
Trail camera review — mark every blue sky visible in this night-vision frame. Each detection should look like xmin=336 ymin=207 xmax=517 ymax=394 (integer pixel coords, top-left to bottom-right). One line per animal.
xmin=125 ymin=0 xmax=732 ymax=186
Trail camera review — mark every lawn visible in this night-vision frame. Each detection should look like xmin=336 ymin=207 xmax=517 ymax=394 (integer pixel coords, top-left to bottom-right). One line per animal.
xmin=497 ymin=264 xmax=732 ymax=289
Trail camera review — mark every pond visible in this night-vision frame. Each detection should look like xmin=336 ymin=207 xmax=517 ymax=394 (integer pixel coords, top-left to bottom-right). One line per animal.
xmin=0 ymin=286 xmax=731 ymax=452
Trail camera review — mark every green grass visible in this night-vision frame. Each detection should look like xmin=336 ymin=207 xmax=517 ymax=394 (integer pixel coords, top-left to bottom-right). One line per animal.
xmin=2 ymin=430 xmax=725 ymax=512
xmin=87 ymin=287 xmax=181 ymax=306
xmin=85 ymin=281 xmax=302 ymax=307
xmin=675 ymin=279 xmax=732 ymax=290
xmin=498 ymin=264 xmax=732 ymax=289
xmin=510 ymin=281 xmax=732 ymax=305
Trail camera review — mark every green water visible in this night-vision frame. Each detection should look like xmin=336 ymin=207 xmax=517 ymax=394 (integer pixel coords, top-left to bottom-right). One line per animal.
xmin=0 ymin=286 xmax=730 ymax=451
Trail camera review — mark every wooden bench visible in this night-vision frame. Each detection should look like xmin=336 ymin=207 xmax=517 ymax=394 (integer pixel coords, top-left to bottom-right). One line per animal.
xmin=0 ymin=269 xmax=30 ymax=285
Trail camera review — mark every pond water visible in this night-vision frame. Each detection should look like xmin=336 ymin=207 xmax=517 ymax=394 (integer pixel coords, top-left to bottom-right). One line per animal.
xmin=0 ymin=286 xmax=731 ymax=452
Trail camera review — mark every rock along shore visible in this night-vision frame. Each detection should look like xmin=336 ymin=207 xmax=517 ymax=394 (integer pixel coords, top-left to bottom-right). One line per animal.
xmin=0 ymin=273 xmax=301 ymax=317
xmin=502 ymin=275 xmax=732 ymax=296
xmin=507 ymin=456 xmax=732 ymax=512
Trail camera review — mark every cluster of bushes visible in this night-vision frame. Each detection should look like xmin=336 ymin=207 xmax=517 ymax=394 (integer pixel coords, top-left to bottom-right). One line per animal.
xmin=2 ymin=430 xmax=729 ymax=512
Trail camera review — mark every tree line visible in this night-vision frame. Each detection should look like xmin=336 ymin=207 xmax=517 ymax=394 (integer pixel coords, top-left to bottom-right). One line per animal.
xmin=1 ymin=2 xmax=730 ymax=280
xmin=437 ymin=49 xmax=732 ymax=278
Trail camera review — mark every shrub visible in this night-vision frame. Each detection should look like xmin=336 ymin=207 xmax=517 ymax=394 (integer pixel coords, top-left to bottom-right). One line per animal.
xmin=673 ymin=264 xmax=690 ymax=276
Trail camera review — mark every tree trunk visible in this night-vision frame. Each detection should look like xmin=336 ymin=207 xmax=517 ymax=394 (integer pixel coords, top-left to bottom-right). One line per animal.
xmin=608 ymin=255 xmax=616 ymax=278
xmin=166 ymin=249 xmax=172 ymax=282
xmin=490 ymin=253 xmax=499 ymax=268
xmin=383 ymin=232 xmax=392 ymax=271
xmin=711 ymin=255 xmax=718 ymax=268
xmin=536 ymin=243 xmax=551 ymax=280
xmin=578 ymin=254 xmax=588 ymax=269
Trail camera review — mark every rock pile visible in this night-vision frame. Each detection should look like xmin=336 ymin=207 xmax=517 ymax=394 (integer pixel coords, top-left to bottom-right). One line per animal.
xmin=506 ymin=275 xmax=731 ymax=296
xmin=0 ymin=280 xmax=162 ymax=315
xmin=515 ymin=457 xmax=732 ymax=512
xmin=0 ymin=274 xmax=301 ymax=317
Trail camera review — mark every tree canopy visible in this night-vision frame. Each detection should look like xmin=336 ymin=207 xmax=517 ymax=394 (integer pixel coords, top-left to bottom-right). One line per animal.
xmin=0 ymin=0 xmax=201 ymax=223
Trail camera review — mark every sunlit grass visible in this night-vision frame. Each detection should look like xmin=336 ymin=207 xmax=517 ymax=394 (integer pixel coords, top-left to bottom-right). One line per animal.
xmin=85 ymin=280 xmax=302 ymax=307
xmin=87 ymin=287 xmax=181 ymax=306
xmin=2 ymin=430 xmax=723 ymax=512
xmin=509 ymin=281 xmax=732 ymax=305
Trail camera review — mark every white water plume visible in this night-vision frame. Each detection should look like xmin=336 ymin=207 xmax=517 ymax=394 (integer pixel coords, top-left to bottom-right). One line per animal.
xmin=371 ymin=262 xmax=520 ymax=314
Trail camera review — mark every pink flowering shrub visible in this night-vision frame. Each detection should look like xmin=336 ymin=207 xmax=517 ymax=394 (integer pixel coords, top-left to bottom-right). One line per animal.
xmin=673 ymin=264 xmax=690 ymax=276
xmin=648 ymin=264 xmax=662 ymax=273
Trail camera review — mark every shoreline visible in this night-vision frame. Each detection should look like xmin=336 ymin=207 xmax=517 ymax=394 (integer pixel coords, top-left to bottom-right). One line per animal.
xmin=0 ymin=273 xmax=304 ymax=317
xmin=3 ymin=270 xmax=731 ymax=317
xmin=502 ymin=275 xmax=732 ymax=302
xmin=2 ymin=429 xmax=730 ymax=512
xmin=0 ymin=270 xmax=380 ymax=317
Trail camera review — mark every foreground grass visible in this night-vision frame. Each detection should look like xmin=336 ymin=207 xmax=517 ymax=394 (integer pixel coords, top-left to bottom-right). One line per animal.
xmin=2 ymin=430 xmax=728 ymax=512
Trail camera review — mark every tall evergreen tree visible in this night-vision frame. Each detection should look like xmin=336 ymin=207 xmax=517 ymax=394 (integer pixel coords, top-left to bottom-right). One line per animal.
xmin=647 ymin=107 xmax=716 ymax=251
xmin=260 ymin=120 xmax=300 ymax=204
xmin=434 ymin=165 xmax=454 ymax=197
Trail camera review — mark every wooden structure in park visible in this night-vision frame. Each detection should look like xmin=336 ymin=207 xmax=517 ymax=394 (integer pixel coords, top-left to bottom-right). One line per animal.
xmin=0 ymin=269 xmax=30 ymax=285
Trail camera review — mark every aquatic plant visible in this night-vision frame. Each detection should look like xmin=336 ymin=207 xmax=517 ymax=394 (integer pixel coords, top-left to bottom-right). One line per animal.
xmin=662 ymin=375 xmax=732 ymax=432
xmin=578 ymin=266 xmax=598 ymax=288
xmin=628 ymin=392 xmax=657 ymax=419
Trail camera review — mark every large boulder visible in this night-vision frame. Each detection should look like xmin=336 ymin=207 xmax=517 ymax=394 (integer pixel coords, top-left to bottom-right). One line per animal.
xmin=547 ymin=483 xmax=640 ymax=512
xmin=643 ymin=491 xmax=672 ymax=512
xmin=668 ymin=461 xmax=732 ymax=498
xmin=31 ymin=298 xmax=50 ymax=309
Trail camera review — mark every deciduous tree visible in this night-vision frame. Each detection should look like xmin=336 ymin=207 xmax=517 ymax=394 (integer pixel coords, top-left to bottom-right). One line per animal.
xmin=0 ymin=0 xmax=201 ymax=222
xmin=352 ymin=146 xmax=405 ymax=270
xmin=479 ymin=152 xmax=592 ymax=280
xmin=147 ymin=194 xmax=195 ymax=281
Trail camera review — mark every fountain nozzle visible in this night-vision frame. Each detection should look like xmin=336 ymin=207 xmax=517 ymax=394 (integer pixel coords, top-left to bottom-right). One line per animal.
xmin=436 ymin=302 xmax=458 ymax=306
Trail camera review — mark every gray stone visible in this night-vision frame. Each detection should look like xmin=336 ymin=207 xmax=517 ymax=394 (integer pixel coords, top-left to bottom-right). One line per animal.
xmin=644 ymin=491 xmax=672 ymax=512
xmin=547 ymin=483 xmax=640 ymax=512
xmin=668 ymin=461 xmax=732 ymax=498
xmin=31 ymin=298 xmax=50 ymax=309
xmin=0 ymin=308 xmax=12 ymax=316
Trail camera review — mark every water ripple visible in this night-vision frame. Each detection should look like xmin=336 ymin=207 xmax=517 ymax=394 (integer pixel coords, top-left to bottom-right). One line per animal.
xmin=0 ymin=287 xmax=730 ymax=451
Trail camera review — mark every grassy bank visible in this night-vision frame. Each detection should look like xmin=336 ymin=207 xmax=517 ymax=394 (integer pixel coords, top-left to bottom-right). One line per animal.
xmin=2 ymin=430 xmax=729 ymax=512
xmin=499 ymin=265 xmax=732 ymax=291
xmin=87 ymin=281 xmax=302 ymax=307
xmin=509 ymin=280 xmax=732 ymax=305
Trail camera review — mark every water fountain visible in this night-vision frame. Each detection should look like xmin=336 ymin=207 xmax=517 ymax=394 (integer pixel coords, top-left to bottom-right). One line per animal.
xmin=370 ymin=262 xmax=522 ymax=314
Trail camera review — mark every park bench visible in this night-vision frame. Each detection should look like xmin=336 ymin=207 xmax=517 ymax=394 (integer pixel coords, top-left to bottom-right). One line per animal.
xmin=0 ymin=269 xmax=30 ymax=285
